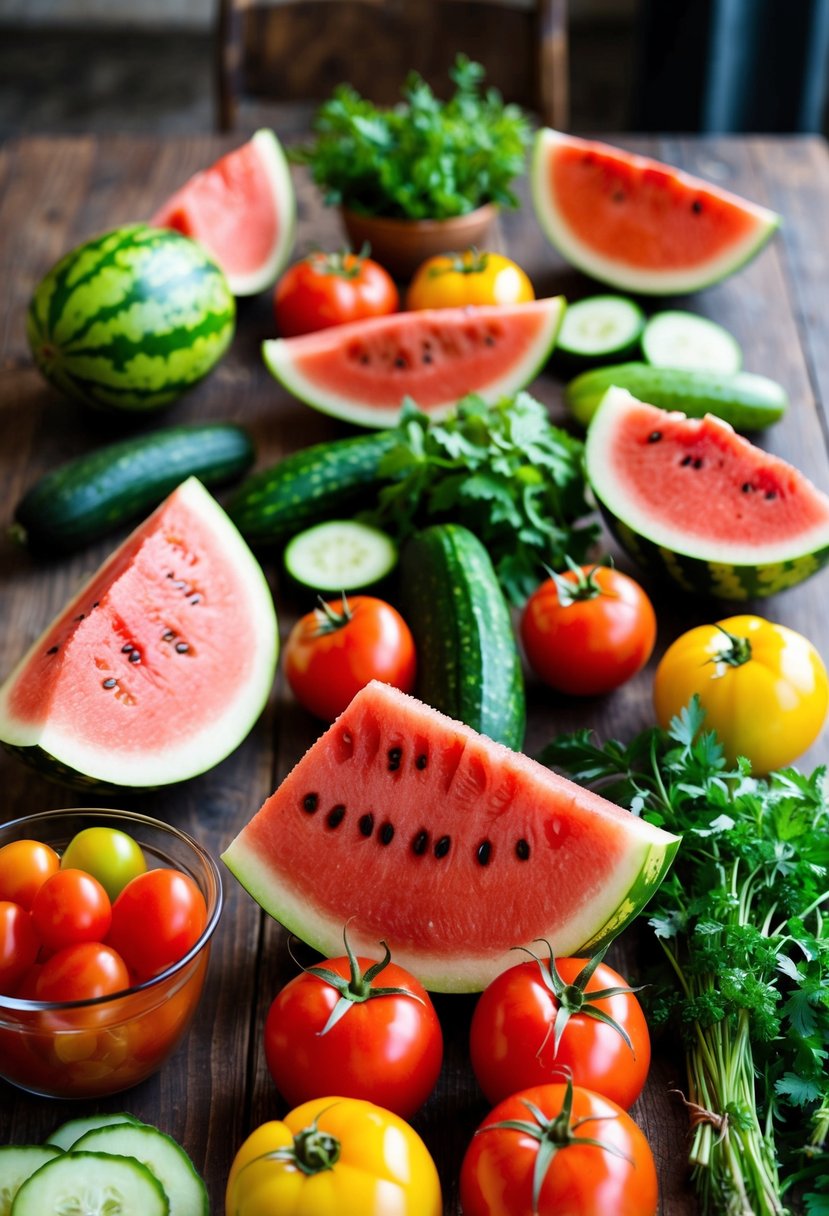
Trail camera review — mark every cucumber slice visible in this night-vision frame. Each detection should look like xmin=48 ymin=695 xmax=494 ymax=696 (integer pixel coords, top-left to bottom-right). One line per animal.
xmin=73 ymin=1125 xmax=207 ymax=1216
xmin=0 ymin=1146 xmax=62 ymax=1216
xmin=10 ymin=1151 xmax=169 ymax=1216
xmin=284 ymin=520 xmax=398 ymax=592
xmin=642 ymin=310 xmax=742 ymax=373
xmin=557 ymin=295 xmax=645 ymax=360
xmin=46 ymin=1113 xmax=140 ymax=1151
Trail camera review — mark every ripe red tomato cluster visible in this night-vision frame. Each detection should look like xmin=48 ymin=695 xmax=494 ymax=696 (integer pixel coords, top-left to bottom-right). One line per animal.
xmin=0 ymin=827 xmax=207 ymax=1003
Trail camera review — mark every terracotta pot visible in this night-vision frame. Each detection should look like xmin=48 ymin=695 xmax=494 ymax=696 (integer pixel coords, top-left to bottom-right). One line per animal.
xmin=340 ymin=204 xmax=497 ymax=281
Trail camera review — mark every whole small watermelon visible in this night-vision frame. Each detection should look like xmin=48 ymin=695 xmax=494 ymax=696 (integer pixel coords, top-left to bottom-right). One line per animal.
xmin=27 ymin=224 xmax=236 ymax=412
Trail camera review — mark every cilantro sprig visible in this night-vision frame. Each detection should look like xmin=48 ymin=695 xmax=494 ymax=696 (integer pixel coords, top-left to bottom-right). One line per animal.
xmin=542 ymin=700 xmax=829 ymax=1216
xmin=291 ymin=55 xmax=532 ymax=220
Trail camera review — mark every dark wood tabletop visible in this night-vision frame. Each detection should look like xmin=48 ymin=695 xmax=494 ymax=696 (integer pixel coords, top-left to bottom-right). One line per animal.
xmin=1 ymin=131 xmax=828 ymax=1215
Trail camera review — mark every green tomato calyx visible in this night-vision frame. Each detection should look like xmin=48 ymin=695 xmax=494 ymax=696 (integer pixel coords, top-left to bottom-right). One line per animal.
xmin=545 ymin=555 xmax=615 ymax=607
xmin=428 ymin=248 xmax=490 ymax=277
xmin=305 ymin=921 xmax=424 ymax=1035
xmin=711 ymin=624 xmax=753 ymax=668
xmin=260 ymin=1109 xmax=342 ymax=1176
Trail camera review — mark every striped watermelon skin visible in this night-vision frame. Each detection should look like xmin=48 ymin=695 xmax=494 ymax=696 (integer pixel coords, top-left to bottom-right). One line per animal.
xmin=26 ymin=224 xmax=236 ymax=412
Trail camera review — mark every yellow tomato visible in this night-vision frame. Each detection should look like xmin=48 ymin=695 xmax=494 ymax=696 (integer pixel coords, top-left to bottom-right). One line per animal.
xmin=406 ymin=249 xmax=534 ymax=309
xmin=225 ymin=1096 xmax=442 ymax=1216
xmin=653 ymin=614 xmax=828 ymax=773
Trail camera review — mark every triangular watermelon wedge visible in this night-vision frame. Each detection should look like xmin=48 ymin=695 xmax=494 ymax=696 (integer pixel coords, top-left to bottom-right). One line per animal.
xmin=151 ymin=129 xmax=295 ymax=296
xmin=222 ymin=682 xmax=679 ymax=992
xmin=532 ymin=128 xmax=779 ymax=295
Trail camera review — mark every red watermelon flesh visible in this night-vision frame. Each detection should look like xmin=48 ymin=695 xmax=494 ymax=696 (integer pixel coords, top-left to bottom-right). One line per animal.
xmin=222 ymin=681 xmax=678 ymax=992
xmin=0 ymin=478 xmax=277 ymax=789
xmin=151 ymin=129 xmax=295 ymax=296
xmin=532 ymin=129 xmax=779 ymax=295
xmin=261 ymin=297 xmax=565 ymax=428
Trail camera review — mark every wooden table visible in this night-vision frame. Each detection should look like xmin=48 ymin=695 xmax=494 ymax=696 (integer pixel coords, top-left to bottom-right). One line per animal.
xmin=1 ymin=132 xmax=828 ymax=1215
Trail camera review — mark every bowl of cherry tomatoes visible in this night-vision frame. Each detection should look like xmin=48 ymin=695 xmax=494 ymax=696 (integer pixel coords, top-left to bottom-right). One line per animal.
xmin=0 ymin=806 xmax=222 ymax=1098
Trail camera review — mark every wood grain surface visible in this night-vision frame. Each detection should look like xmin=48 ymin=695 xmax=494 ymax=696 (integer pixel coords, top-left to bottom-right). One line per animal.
xmin=1 ymin=132 xmax=828 ymax=1215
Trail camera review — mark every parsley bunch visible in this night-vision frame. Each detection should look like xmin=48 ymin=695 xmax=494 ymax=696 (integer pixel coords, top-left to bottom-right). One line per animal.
xmin=363 ymin=394 xmax=597 ymax=605
xmin=542 ymin=700 xmax=829 ymax=1216
xmin=292 ymin=55 xmax=532 ymax=220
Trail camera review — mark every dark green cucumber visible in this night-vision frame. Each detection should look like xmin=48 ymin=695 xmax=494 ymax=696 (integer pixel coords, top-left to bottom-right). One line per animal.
xmin=12 ymin=422 xmax=255 ymax=555
xmin=227 ymin=431 xmax=397 ymax=547
xmin=400 ymin=524 xmax=525 ymax=750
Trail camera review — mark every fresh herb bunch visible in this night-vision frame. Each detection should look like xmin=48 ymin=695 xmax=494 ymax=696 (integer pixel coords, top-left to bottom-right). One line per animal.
xmin=542 ymin=699 xmax=829 ymax=1216
xmin=291 ymin=55 xmax=532 ymax=220
xmin=364 ymin=394 xmax=597 ymax=605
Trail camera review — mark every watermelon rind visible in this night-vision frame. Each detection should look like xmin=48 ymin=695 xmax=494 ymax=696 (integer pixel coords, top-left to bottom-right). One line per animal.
xmin=221 ymin=682 xmax=680 ymax=993
xmin=586 ymin=386 xmax=829 ymax=599
xmin=221 ymin=129 xmax=296 ymax=297
xmin=532 ymin=128 xmax=780 ymax=296
xmin=261 ymin=298 xmax=566 ymax=429
xmin=0 ymin=478 xmax=278 ymax=789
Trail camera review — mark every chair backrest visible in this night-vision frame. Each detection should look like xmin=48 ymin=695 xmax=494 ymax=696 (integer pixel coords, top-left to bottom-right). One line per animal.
xmin=216 ymin=0 xmax=569 ymax=134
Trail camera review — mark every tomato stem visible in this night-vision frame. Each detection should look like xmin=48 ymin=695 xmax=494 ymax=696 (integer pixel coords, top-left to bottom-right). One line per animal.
xmin=312 ymin=594 xmax=353 ymax=635
xmin=427 ymin=247 xmax=490 ymax=277
xmin=710 ymin=624 xmax=753 ymax=668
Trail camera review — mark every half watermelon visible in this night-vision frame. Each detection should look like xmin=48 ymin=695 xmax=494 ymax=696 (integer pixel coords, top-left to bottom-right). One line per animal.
xmin=222 ymin=681 xmax=679 ymax=992
xmin=586 ymin=387 xmax=829 ymax=599
xmin=0 ymin=478 xmax=278 ymax=790
xmin=151 ymin=129 xmax=295 ymax=297
xmin=262 ymin=297 xmax=565 ymax=428
xmin=532 ymin=129 xmax=779 ymax=295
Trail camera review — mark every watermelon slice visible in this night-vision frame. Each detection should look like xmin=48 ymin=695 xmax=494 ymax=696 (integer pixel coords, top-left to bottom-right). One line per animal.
xmin=151 ymin=129 xmax=295 ymax=297
xmin=532 ymin=129 xmax=779 ymax=295
xmin=0 ymin=478 xmax=278 ymax=790
xmin=262 ymin=297 xmax=565 ymax=428
xmin=222 ymin=681 xmax=679 ymax=992
xmin=586 ymin=387 xmax=829 ymax=599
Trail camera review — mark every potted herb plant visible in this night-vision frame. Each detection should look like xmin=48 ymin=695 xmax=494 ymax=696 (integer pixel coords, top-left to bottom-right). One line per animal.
xmin=292 ymin=55 xmax=532 ymax=278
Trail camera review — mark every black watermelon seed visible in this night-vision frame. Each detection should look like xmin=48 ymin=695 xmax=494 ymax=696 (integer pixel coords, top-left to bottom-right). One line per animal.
xmin=415 ymin=753 xmax=428 ymax=770
xmin=387 ymin=747 xmax=402 ymax=771
xmin=121 ymin=643 xmax=134 ymax=653
xmin=73 ymin=614 xmax=85 ymax=622
xmin=765 ymin=490 xmax=777 ymax=500
xmin=326 ymin=804 xmax=346 ymax=829
xmin=412 ymin=830 xmax=429 ymax=855
xmin=680 ymin=455 xmax=693 ymax=467
xmin=741 ymin=483 xmax=754 ymax=493
xmin=483 ymin=335 xmax=495 ymax=347
xmin=166 ymin=571 xmax=175 ymax=579
xmin=647 ymin=431 xmax=662 ymax=443
xmin=612 ymin=190 xmax=625 ymax=203
xmin=175 ymin=642 xmax=190 ymax=654
xmin=163 ymin=631 xmax=176 ymax=642
xmin=379 ymin=822 xmax=395 ymax=845
xmin=360 ymin=353 xmax=370 ymax=365
xmin=422 ymin=352 xmax=433 ymax=364
xmin=394 ymin=356 xmax=407 ymax=369
xmin=128 ymin=651 xmax=141 ymax=663
xmin=302 ymin=794 xmax=319 ymax=813
xmin=692 ymin=199 xmax=703 ymax=214
xmin=359 ymin=813 xmax=374 ymax=837
xmin=92 ymin=602 xmax=100 ymax=608
xmin=102 ymin=678 xmax=117 ymax=689
xmin=172 ymin=579 xmax=187 ymax=589
xmin=477 ymin=840 xmax=492 ymax=866
xmin=190 ymin=594 xmax=201 ymax=605
xmin=434 ymin=835 xmax=451 ymax=859
xmin=693 ymin=458 xmax=704 ymax=469
xmin=46 ymin=646 xmax=59 ymax=655
xmin=516 ymin=838 xmax=531 ymax=861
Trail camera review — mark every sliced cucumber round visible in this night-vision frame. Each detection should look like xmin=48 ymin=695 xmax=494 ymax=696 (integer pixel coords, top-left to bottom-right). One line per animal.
xmin=10 ymin=1151 xmax=169 ymax=1216
xmin=641 ymin=310 xmax=742 ymax=373
xmin=45 ymin=1113 xmax=140 ymax=1152
xmin=73 ymin=1125 xmax=207 ymax=1216
xmin=284 ymin=520 xmax=398 ymax=592
xmin=0 ymin=1145 xmax=63 ymax=1216
xmin=557 ymin=295 xmax=645 ymax=361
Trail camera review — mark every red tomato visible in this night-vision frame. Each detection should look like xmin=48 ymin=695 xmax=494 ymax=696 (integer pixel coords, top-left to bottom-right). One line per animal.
xmin=274 ymin=249 xmax=399 ymax=337
xmin=0 ymin=901 xmax=40 ymax=993
xmin=107 ymin=868 xmax=207 ymax=982
xmin=460 ymin=1082 xmax=658 ymax=1216
xmin=31 ymin=869 xmax=112 ymax=954
xmin=520 ymin=563 xmax=657 ymax=696
xmin=35 ymin=942 xmax=131 ymax=1002
xmin=0 ymin=839 xmax=60 ymax=909
xmin=264 ymin=933 xmax=443 ymax=1119
xmin=284 ymin=596 xmax=416 ymax=721
xmin=469 ymin=951 xmax=650 ymax=1110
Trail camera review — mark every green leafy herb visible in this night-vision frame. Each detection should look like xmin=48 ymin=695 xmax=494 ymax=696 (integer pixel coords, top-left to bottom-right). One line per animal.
xmin=291 ymin=55 xmax=532 ymax=220
xmin=363 ymin=394 xmax=597 ymax=604
xmin=541 ymin=699 xmax=829 ymax=1216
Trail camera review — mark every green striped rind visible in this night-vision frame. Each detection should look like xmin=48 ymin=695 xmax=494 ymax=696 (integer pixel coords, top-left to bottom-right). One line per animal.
xmin=0 ymin=741 xmax=127 ymax=792
xmin=400 ymin=524 xmax=526 ymax=749
xmin=227 ymin=431 xmax=397 ymax=547
xmin=26 ymin=225 xmax=235 ymax=412
xmin=577 ymin=834 xmax=681 ymax=953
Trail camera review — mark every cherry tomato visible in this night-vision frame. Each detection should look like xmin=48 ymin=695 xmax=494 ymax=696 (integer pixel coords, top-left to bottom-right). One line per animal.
xmin=274 ymin=249 xmax=399 ymax=337
xmin=31 ymin=869 xmax=112 ymax=954
xmin=0 ymin=901 xmax=39 ymax=993
xmin=460 ymin=1081 xmax=658 ymax=1216
xmin=264 ymin=929 xmax=443 ymax=1118
xmin=60 ymin=826 xmax=147 ymax=902
xmin=469 ymin=948 xmax=650 ymax=1110
xmin=0 ymin=839 xmax=60 ymax=909
xmin=107 ymin=868 xmax=207 ymax=982
xmin=35 ymin=942 xmax=131 ymax=1002
xmin=284 ymin=596 xmax=416 ymax=721
xmin=406 ymin=249 xmax=534 ymax=310
xmin=653 ymin=614 xmax=829 ymax=772
xmin=520 ymin=563 xmax=657 ymax=696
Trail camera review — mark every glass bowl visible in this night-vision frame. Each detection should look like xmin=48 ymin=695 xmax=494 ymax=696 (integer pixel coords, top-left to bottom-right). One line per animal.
xmin=0 ymin=807 xmax=222 ymax=1099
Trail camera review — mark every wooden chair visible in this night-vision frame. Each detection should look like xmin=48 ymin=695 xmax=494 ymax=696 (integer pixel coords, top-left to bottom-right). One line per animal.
xmin=216 ymin=0 xmax=569 ymax=136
